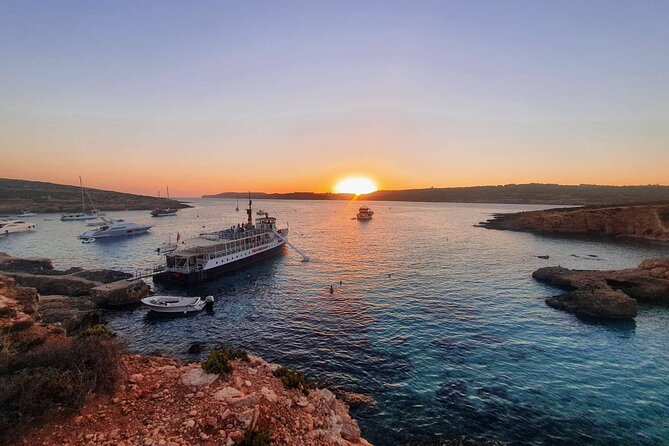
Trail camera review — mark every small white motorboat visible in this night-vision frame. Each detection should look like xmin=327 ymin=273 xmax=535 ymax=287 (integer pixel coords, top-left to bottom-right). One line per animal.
xmin=141 ymin=295 xmax=213 ymax=314
xmin=81 ymin=237 xmax=96 ymax=244
xmin=17 ymin=210 xmax=37 ymax=217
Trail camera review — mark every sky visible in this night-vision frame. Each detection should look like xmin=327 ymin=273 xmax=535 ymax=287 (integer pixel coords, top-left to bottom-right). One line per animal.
xmin=1 ymin=0 xmax=668 ymax=197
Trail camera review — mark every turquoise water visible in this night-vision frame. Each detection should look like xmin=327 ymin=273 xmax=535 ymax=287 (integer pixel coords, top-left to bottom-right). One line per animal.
xmin=3 ymin=200 xmax=669 ymax=445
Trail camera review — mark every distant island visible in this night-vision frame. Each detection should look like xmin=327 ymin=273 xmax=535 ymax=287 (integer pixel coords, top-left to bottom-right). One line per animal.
xmin=205 ymin=183 xmax=669 ymax=206
xmin=0 ymin=178 xmax=191 ymax=214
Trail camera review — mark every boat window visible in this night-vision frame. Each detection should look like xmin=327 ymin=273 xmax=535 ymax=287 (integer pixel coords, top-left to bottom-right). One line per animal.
xmin=100 ymin=226 xmax=109 ymax=230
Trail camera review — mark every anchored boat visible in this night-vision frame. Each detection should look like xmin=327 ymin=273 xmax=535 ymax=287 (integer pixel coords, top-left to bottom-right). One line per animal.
xmin=141 ymin=295 xmax=213 ymax=313
xmin=78 ymin=217 xmax=151 ymax=240
xmin=0 ymin=220 xmax=37 ymax=235
xmin=356 ymin=206 xmax=374 ymax=220
xmin=154 ymin=196 xmax=307 ymax=285
xmin=61 ymin=177 xmax=104 ymax=221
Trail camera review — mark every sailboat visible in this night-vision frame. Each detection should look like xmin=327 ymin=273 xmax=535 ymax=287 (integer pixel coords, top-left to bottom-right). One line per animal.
xmin=151 ymin=186 xmax=179 ymax=217
xmin=235 ymin=200 xmax=239 ymax=212
xmin=61 ymin=177 xmax=103 ymax=221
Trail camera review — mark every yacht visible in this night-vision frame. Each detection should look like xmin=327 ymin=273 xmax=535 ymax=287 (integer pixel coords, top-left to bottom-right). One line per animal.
xmin=0 ymin=220 xmax=37 ymax=235
xmin=78 ymin=217 xmax=151 ymax=240
xmin=356 ymin=206 xmax=374 ymax=220
xmin=141 ymin=295 xmax=213 ymax=314
xmin=61 ymin=177 xmax=104 ymax=221
xmin=154 ymin=197 xmax=297 ymax=284
xmin=17 ymin=210 xmax=37 ymax=217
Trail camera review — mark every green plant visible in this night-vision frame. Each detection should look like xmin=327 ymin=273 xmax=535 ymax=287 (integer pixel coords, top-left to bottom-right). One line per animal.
xmin=80 ymin=324 xmax=116 ymax=338
xmin=273 ymin=366 xmax=310 ymax=393
xmin=201 ymin=349 xmax=233 ymax=375
xmin=238 ymin=428 xmax=272 ymax=446
xmin=201 ymin=345 xmax=249 ymax=375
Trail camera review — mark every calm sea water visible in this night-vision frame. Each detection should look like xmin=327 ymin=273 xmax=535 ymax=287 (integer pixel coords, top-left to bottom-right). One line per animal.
xmin=3 ymin=199 xmax=669 ymax=445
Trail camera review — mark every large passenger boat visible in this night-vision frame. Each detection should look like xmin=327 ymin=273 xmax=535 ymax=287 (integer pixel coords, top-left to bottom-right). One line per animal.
xmin=153 ymin=198 xmax=289 ymax=284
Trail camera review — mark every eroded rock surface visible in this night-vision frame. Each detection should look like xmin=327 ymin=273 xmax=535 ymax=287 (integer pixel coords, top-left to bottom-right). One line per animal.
xmin=534 ymin=258 xmax=669 ymax=319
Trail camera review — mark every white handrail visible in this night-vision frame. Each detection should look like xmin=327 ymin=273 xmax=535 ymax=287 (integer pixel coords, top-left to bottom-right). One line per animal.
xmin=272 ymin=230 xmax=309 ymax=262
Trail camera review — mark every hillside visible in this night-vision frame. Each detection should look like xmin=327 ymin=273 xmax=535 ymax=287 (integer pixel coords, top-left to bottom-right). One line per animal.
xmin=0 ymin=178 xmax=190 ymax=213
xmin=205 ymin=184 xmax=669 ymax=205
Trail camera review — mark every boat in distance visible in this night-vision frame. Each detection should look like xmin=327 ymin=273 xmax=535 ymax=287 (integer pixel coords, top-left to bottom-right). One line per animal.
xmin=61 ymin=176 xmax=104 ymax=221
xmin=141 ymin=295 xmax=213 ymax=313
xmin=0 ymin=220 xmax=37 ymax=235
xmin=78 ymin=218 xmax=151 ymax=240
xmin=17 ymin=210 xmax=37 ymax=217
xmin=356 ymin=206 xmax=374 ymax=220
xmin=154 ymin=197 xmax=288 ymax=284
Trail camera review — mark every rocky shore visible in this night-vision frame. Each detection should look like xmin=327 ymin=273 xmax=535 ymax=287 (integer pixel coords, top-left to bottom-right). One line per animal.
xmin=0 ymin=253 xmax=371 ymax=445
xmin=480 ymin=204 xmax=669 ymax=242
xmin=533 ymin=258 xmax=669 ymax=320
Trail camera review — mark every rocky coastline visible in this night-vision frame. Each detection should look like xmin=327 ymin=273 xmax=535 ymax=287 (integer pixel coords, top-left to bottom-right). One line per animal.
xmin=533 ymin=258 xmax=669 ymax=320
xmin=479 ymin=204 xmax=669 ymax=242
xmin=0 ymin=253 xmax=371 ymax=445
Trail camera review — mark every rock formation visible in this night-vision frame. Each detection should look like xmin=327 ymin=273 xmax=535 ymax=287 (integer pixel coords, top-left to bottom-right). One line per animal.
xmin=0 ymin=272 xmax=372 ymax=446
xmin=480 ymin=204 xmax=669 ymax=241
xmin=533 ymin=258 xmax=669 ymax=320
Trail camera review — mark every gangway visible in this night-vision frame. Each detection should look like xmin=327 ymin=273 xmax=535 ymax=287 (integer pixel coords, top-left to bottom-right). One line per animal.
xmin=272 ymin=230 xmax=310 ymax=262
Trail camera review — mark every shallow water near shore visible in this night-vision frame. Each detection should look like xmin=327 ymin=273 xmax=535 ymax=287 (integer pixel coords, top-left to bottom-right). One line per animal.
xmin=3 ymin=199 xmax=669 ymax=445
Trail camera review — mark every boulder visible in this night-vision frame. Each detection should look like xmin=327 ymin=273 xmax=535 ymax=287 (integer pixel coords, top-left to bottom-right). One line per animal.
xmin=545 ymin=290 xmax=637 ymax=320
xmin=89 ymin=280 xmax=150 ymax=308
xmin=38 ymin=295 xmax=102 ymax=334
xmin=0 ymin=252 xmax=53 ymax=273
xmin=181 ymin=368 xmax=218 ymax=387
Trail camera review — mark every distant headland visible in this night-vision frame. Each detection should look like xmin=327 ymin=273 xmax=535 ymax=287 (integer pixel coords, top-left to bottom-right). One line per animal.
xmin=205 ymin=183 xmax=669 ymax=206
xmin=0 ymin=178 xmax=191 ymax=214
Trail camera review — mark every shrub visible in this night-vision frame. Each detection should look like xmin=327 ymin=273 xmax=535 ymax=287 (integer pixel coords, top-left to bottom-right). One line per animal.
xmin=238 ymin=428 xmax=272 ymax=446
xmin=201 ymin=345 xmax=249 ymax=375
xmin=0 ymin=336 xmax=122 ymax=443
xmin=273 ymin=367 xmax=310 ymax=393
xmin=80 ymin=324 xmax=116 ymax=338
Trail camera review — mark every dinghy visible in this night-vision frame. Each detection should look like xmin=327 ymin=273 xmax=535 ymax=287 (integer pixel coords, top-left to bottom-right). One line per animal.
xmin=141 ymin=295 xmax=213 ymax=314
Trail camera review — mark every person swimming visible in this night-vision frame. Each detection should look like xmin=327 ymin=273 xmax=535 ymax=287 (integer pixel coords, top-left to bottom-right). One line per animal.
xmin=329 ymin=285 xmax=334 ymax=294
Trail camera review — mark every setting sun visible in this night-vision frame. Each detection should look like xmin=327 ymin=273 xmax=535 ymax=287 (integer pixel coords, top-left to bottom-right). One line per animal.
xmin=334 ymin=177 xmax=378 ymax=195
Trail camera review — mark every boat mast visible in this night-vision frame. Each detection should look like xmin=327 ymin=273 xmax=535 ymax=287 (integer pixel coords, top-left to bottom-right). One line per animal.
xmin=166 ymin=186 xmax=170 ymax=200
xmin=247 ymin=192 xmax=252 ymax=225
xmin=79 ymin=176 xmax=86 ymax=213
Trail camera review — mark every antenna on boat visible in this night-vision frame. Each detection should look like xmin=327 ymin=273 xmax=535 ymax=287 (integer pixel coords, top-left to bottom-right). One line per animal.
xmin=247 ymin=191 xmax=253 ymax=225
xmin=79 ymin=176 xmax=86 ymax=214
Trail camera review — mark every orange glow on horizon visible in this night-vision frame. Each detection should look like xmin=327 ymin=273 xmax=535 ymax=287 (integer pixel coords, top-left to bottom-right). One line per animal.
xmin=334 ymin=177 xmax=378 ymax=195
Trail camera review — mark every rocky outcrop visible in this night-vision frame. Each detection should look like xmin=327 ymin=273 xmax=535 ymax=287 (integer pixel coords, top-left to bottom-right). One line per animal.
xmin=534 ymin=258 xmax=669 ymax=320
xmin=0 ymin=252 xmax=53 ymax=273
xmin=89 ymin=280 xmax=150 ymax=308
xmin=71 ymin=269 xmax=132 ymax=283
xmin=38 ymin=295 xmax=102 ymax=334
xmin=21 ymin=354 xmax=372 ymax=446
xmin=0 ymin=275 xmax=64 ymax=357
xmin=545 ymin=290 xmax=637 ymax=320
xmin=480 ymin=204 xmax=669 ymax=241
xmin=3 ymin=271 xmax=100 ymax=296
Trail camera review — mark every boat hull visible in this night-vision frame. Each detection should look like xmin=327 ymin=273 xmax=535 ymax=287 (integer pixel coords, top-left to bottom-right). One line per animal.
xmin=154 ymin=242 xmax=286 ymax=285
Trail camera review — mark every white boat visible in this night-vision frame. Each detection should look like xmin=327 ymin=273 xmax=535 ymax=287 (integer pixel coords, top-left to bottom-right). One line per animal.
xmin=141 ymin=295 xmax=213 ymax=313
xmin=61 ymin=177 xmax=104 ymax=221
xmin=356 ymin=206 xmax=374 ymax=220
xmin=78 ymin=217 xmax=151 ymax=240
xmin=17 ymin=210 xmax=37 ymax=217
xmin=155 ymin=242 xmax=178 ymax=254
xmin=0 ymin=220 xmax=37 ymax=235
xmin=256 ymin=209 xmax=266 ymax=216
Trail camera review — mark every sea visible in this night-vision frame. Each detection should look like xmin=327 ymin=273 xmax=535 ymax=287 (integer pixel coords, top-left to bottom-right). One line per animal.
xmin=2 ymin=199 xmax=669 ymax=445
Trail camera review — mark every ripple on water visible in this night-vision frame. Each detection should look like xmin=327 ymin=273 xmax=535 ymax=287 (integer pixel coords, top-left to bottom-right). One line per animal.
xmin=4 ymin=200 xmax=669 ymax=445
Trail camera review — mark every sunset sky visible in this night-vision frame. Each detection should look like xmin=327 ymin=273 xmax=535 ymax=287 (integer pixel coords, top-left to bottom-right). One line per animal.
xmin=1 ymin=1 xmax=668 ymax=197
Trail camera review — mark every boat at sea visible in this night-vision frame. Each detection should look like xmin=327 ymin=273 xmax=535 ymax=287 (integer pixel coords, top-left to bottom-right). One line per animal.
xmin=78 ymin=217 xmax=151 ymax=241
xmin=256 ymin=209 xmax=266 ymax=216
xmin=356 ymin=206 xmax=374 ymax=220
xmin=151 ymin=186 xmax=179 ymax=217
xmin=154 ymin=197 xmax=305 ymax=284
xmin=141 ymin=295 xmax=213 ymax=313
xmin=16 ymin=210 xmax=37 ymax=217
xmin=0 ymin=220 xmax=37 ymax=235
xmin=61 ymin=177 xmax=104 ymax=221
